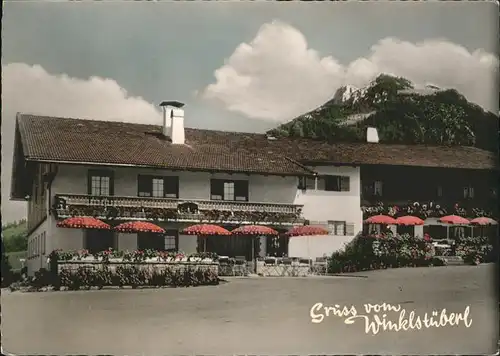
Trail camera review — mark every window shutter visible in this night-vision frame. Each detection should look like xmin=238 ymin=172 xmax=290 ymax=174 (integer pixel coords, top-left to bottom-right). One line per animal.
xmin=234 ymin=180 xmax=249 ymax=201
xmin=108 ymin=171 xmax=115 ymax=196
xmin=137 ymin=175 xmax=151 ymax=196
xmin=164 ymin=176 xmax=179 ymax=198
xmin=317 ymin=177 xmax=326 ymax=191
xmin=306 ymin=177 xmax=316 ymax=190
xmin=298 ymin=177 xmax=306 ymax=190
xmin=87 ymin=170 xmax=93 ymax=195
xmin=210 ymin=179 xmax=224 ymax=198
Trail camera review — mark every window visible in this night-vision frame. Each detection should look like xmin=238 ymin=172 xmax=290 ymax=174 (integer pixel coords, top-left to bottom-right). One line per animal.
xmin=374 ymin=181 xmax=383 ymax=196
xmin=42 ymin=232 xmax=46 ymax=254
xmin=138 ymin=175 xmax=179 ymax=198
xmin=88 ymin=170 xmax=114 ymax=196
xmin=463 ymin=186 xmax=475 ymax=199
xmin=345 ymin=223 xmax=355 ymax=236
xmin=317 ymin=175 xmax=350 ymax=192
xmin=328 ymin=221 xmax=347 ymax=236
xmin=210 ymin=179 xmax=248 ymax=201
xmin=164 ymin=231 xmax=178 ymax=251
xmin=85 ymin=230 xmax=116 ymax=254
xmin=298 ymin=177 xmax=316 ymax=190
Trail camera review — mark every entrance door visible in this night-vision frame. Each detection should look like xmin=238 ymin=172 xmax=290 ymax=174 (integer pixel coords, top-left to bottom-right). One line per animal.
xmin=85 ymin=230 xmax=116 ymax=254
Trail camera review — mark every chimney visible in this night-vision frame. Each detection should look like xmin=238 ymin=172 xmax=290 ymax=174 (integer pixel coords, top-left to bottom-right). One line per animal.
xmin=159 ymin=101 xmax=185 ymax=144
xmin=366 ymin=127 xmax=379 ymax=143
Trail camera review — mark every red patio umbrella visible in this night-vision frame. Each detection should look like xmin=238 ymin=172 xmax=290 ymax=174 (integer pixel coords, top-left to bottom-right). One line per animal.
xmin=395 ymin=216 xmax=424 ymax=226
xmin=364 ymin=215 xmax=397 ymax=225
xmin=470 ymin=217 xmax=497 ymax=238
xmin=114 ymin=221 xmax=165 ymax=233
xmin=439 ymin=215 xmax=470 ymax=240
xmin=438 ymin=215 xmax=470 ymax=225
xmin=286 ymin=225 xmax=328 ymax=237
xmin=470 ymin=217 xmax=497 ymax=226
xmin=183 ymin=224 xmax=231 ymax=236
xmin=232 ymin=225 xmax=279 ymax=236
xmin=57 ymin=216 xmax=111 ymax=230
xmin=183 ymin=224 xmax=231 ymax=252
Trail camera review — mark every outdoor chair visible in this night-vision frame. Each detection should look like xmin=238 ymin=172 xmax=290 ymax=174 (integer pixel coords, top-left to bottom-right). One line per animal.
xmin=311 ymin=257 xmax=328 ymax=275
xmin=232 ymin=256 xmax=247 ymax=276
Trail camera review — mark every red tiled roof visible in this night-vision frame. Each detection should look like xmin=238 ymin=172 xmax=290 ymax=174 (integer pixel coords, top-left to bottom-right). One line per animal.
xmin=16 ymin=113 xmax=498 ymax=172
xmin=16 ymin=114 xmax=313 ymax=176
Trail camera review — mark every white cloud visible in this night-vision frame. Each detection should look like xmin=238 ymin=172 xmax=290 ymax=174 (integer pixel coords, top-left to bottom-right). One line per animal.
xmin=202 ymin=21 xmax=499 ymax=121
xmin=1 ymin=63 xmax=162 ymax=222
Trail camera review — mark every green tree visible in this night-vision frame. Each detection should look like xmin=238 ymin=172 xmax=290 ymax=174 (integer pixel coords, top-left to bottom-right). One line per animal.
xmin=2 ymin=219 xmax=28 ymax=253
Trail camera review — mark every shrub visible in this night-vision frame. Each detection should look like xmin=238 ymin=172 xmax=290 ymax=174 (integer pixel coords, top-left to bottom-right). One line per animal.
xmin=328 ymin=233 xmax=435 ymax=273
xmin=55 ymin=265 xmax=218 ymax=290
xmin=455 ymin=236 xmax=493 ymax=265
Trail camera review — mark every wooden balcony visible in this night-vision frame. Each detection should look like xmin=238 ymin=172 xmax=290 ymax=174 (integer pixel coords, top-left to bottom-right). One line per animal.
xmin=52 ymin=194 xmax=305 ymax=226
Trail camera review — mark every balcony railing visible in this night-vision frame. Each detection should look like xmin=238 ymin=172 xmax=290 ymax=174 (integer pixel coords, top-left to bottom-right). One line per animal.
xmin=53 ymin=194 xmax=304 ymax=226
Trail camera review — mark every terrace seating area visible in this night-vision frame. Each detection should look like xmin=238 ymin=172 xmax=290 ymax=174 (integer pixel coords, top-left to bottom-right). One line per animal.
xmin=217 ymin=256 xmax=331 ymax=277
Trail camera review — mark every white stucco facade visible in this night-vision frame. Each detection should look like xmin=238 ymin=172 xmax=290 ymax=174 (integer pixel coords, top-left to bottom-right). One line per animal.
xmin=25 ymin=163 xmax=363 ymax=274
xmin=289 ymin=166 xmax=363 ymax=259
xmin=26 ymin=220 xmax=49 ymax=276
xmin=51 ymin=165 xmax=298 ymax=204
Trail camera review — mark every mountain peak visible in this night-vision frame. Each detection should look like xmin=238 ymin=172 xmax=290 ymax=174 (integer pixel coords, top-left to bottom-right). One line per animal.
xmin=332 ymin=84 xmax=366 ymax=105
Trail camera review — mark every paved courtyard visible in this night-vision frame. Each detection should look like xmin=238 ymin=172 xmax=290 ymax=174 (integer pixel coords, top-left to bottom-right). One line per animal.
xmin=2 ymin=264 xmax=498 ymax=355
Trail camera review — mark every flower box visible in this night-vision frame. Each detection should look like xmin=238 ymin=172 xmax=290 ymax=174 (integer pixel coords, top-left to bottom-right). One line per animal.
xmin=144 ymin=257 xmax=158 ymax=263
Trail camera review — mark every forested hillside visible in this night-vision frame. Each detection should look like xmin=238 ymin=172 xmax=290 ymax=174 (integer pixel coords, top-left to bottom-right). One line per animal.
xmin=268 ymin=74 xmax=498 ymax=152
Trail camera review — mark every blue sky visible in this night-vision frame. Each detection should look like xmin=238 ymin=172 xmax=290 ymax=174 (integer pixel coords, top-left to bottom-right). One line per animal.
xmin=2 ymin=1 xmax=498 ymax=222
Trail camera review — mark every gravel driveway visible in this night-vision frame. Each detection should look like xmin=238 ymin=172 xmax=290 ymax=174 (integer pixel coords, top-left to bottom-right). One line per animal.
xmin=2 ymin=264 xmax=498 ymax=355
